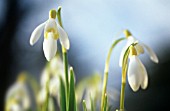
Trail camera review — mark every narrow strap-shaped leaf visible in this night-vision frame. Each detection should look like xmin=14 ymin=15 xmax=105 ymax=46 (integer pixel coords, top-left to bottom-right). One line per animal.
xmin=59 ymin=76 xmax=66 ymax=111
xmin=18 ymin=73 xmax=40 ymax=111
xmin=90 ymin=94 xmax=95 ymax=111
xmin=56 ymin=6 xmax=69 ymax=111
xmin=68 ymin=67 xmax=77 ymax=111
xmin=82 ymin=100 xmax=87 ymax=111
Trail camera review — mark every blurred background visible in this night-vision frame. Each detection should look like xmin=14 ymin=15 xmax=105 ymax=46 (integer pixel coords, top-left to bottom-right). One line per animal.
xmin=1 ymin=0 xmax=170 ymax=110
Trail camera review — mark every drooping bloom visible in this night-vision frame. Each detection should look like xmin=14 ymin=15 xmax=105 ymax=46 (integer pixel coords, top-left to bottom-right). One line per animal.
xmin=127 ymin=46 xmax=148 ymax=92
xmin=75 ymin=74 xmax=102 ymax=110
xmin=30 ymin=9 xmax=70 ymax=61
xmin=119 ymin=30 xmax=158 ymax=67
xmin=5 ymin=79 xmax=30 ymax=111
xmin=38 ymin=56 xmax=64 ymax=105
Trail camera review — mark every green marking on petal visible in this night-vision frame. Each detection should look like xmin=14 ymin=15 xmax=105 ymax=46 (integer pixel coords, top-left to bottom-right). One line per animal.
xmin=44 ymin=28 xmax=59 ymax=40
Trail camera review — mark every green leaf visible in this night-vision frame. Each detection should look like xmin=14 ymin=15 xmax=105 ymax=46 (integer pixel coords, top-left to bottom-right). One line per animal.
xmin=90 ymin=94 xmax=95 ymax=111
xmin=82 ymin=100 xmax=87 ymax=111
xmin=59 ymin=76 xmax=66 ymax=111
xmin=90 ymin=96 xmax=94 ymax=111
xmin=76 ymin=73 xmax=101 ymax=103
xmin=68 ymin=67 xmax=77 ymax=111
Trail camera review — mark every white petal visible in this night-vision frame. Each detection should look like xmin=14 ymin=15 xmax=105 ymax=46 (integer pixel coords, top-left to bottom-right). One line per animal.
xmin=57 ymin=23 xmax=70 ymax=50
xmin=23 ymin=96 xmax=30 ymax=109
xmin=38 ymin=88 xmax=47 ymax=104
xmin=43 ymin=33 xmax=57 ymax=61
xmin=10 ymin=104 xmax=23 ymax=111
xmin=134 ymin=44 xmax=144 ymax=55
xmin=119 ymin=36 xmax=137 ymax=67
xmin=49 ymin=77 xmax=60 ymax=96
xmin=126 ymin=36 xmax=137 ymax=46
xmin=6 ymin=82 xmax=25 ymax=101
xmin=128 ymin=56 xmax=141 ymax=92
xmin=40 ymin=69 xmax=50 ymax=87
xmin=44 ymin=18 xmax=57 ymax=32
xmin=140 ymin=43 xmax=159 ymax=63
xmin=30 ymin=22 xmax=46 ymax=45
xmin=138 ymin=59 xmax=148 ymax=89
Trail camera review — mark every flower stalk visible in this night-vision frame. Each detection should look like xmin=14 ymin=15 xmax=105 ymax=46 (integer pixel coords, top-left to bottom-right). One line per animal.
xmin=101 ymin=38 xmax=125 ymax=111
xmin=119 ymin=43 xmax=137 ymax=111
xmin=43 ymin=81 xmax=50 ymax=111
xmin=56 ymin=6 xmax=69 ymax=111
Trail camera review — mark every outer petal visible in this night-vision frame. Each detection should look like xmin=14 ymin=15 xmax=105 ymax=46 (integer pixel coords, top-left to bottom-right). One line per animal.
xmin=135 ymin=44 xmax=144 ymax=55
xmin=10 ymin=104 xmax=23 ymax=111
xmin=126 ymin=36 xmax=137 ymax=46
xmin=6 ymin=82 xmax=26 ymax=101
xmin=40 ymin=69 xmax=50 ymax=87
xmin=44 ymin=18 xmax=57 ymax=32
xmin=30 ymin=22 xmax=46 ymax=45
xmin=49 ymin=77 xmax=60 ymax=96
xmin=57 ymin=23 xmax=70 ymax=50
xmin=37 ymin=88 xmax=47 ymax=104
xmin=128 ymin=56 xmax=142 ymax=92
xmin=43 ymin=33 xmax=57 ymax=61
xmin=138 ymin=59 xmax=148 ymax=89
xmin=119 ymin=36 xmax=137 ymax=67
xmin=140 ymin=43 xmax=159 ymax=63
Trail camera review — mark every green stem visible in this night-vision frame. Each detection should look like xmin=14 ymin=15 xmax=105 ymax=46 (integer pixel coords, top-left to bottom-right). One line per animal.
xmin=57 ymin=6 xmax=69 ymax=111
xmin=120 ymin=82 xmax=126 ymax=110
xmin=103 ymin=94 xmax=108 ymax=111
xmin=44 ymin=81 xmax=50 ymax=111
xmin=101 ymin=38 xmax=125 ymax=110
xmin=119 ymin=43 xmax=138 ymax=111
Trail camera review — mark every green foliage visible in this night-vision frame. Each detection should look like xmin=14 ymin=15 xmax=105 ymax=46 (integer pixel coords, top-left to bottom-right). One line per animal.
xmin=68 ymin=68 xmax=77 ymax=111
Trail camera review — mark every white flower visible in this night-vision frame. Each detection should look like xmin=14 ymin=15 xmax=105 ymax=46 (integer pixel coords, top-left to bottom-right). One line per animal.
xmin=6 ymin=103 xmax=23 ymax=111
xmin=5 ymin=82 xmax=30 ymax=111
xmin=127 ymin=46 xmax=148 ymax=92
xmin=40 ymin=68 xmax=60 ymax=96
xmin=30 ymin=9 xmax=70 ymax=61
xmin=39 ymin=56 xmax=64 ymax=104
xmin=76 ymin=74 xmax=101 ymax=109
xmin=119 ymin=30 xmax=159 ymax=67
xmin=37 ymin=88 xmax=47 ymax=104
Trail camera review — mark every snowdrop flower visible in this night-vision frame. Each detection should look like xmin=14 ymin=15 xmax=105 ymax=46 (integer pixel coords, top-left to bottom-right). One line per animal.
xmin=78 ymin=74 xmax=102 ymax=109
xmin=5 ymin=79 xmax=30 ymax=111
xmin=39 ymin=56 xmax=64 ymax=104
xmin=127 ymin=46 xmax=148 ymax=92
xmin=30 ymin=9 xmax=70 ymax=61
xmin=37 ymin=87 xmax=47 ymax=104
xmin=40 ymin=68 xmax=61 ymax=95
xmin=119 ymin=30 xmax=158 ymax=67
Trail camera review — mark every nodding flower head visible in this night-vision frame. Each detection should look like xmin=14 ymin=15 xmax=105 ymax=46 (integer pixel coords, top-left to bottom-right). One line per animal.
xmin=127 ymin=46 xmax=148 ymax=92
xmin=5 ymin=81 xmax=30 ymax=111
xmin=30 ymin=9 xmax=70 ymax=61
xmin=119 ymin=29 xmax=159 ymax=67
